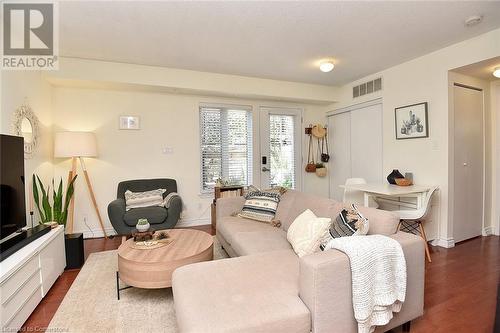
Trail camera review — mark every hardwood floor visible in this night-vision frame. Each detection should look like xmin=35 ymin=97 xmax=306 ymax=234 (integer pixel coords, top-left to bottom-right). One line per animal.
xmin=22 ymin=229 xmax=498 ymax=333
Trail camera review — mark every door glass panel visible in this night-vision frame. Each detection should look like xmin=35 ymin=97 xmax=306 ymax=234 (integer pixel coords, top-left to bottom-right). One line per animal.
xmin=269 ymin=115 xmax=295 ymax=188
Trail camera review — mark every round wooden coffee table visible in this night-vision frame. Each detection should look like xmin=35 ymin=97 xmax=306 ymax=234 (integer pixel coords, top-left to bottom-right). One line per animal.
xmin=116 ymin=229 xmax=213 ymax=298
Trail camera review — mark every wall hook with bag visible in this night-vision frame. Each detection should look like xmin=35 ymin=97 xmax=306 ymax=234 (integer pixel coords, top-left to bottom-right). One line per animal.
xmin=321 ymin=129 xmax=330 ymax=162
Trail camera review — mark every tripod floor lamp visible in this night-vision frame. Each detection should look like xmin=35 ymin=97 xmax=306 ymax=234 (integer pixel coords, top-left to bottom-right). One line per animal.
xmin=54 ymin=131 xmax=107 ymax=237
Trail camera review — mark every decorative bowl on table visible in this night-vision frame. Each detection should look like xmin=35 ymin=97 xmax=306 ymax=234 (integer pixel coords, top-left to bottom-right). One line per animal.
xmin=395 ymin=178 xmax=413 ymax=186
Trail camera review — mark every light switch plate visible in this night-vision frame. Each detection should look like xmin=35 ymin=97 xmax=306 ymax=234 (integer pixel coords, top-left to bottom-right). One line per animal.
xmin=162 ymin=146 xmax=174 ymax=154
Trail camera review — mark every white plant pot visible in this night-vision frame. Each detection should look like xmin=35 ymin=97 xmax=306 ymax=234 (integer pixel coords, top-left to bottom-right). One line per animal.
xmin=136 ymin=222 xmax=150 ymax=232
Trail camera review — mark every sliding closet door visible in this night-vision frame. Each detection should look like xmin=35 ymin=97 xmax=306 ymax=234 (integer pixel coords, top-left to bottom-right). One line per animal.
xmin=350 ymin=104 xmax=383 ymax=183
xmin=329 ymin=112 xmax=351 ymax=201
xmin=328 ymin=102 xmax=383 ymax=201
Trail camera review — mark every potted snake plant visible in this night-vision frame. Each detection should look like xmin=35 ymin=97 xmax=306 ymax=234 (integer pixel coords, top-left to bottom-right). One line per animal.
xmin=32 ymin=174 xmax=77 ymax=227
xmin=33 ymin=174 xmax=83 ymax=269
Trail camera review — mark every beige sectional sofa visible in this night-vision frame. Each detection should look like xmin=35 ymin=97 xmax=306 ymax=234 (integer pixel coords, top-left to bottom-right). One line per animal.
xmin=172 ymin=190 xmax=425 ymax=333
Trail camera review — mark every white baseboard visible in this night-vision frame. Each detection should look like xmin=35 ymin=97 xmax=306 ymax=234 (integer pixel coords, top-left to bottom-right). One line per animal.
xmin=176 ymin=217 xmax=211 ymax=228
xmin=75 ymin=218 xmax=211 ymax=239
xmin=431 ymin=238 xmax=455 ymax=248
xmin=482 ymin=226 xmax=495 ymax=236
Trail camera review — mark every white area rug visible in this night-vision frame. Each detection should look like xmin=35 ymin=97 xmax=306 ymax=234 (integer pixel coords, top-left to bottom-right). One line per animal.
xmin=48 ymin=237 xmax=228 ymax=333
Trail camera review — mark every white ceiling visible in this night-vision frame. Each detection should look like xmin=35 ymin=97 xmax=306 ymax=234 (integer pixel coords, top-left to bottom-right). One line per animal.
xmin=59 ymin=1 xmax=500 ymax=86
xmin=452 ymin=56 xmax=500 ymax=81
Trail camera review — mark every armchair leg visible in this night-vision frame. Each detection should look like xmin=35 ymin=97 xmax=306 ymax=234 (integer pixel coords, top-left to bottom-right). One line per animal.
xmin=402 ymin=321 xmax=411 ymax=332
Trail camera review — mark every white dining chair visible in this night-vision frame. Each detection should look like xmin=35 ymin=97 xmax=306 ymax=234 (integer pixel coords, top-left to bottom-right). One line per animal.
xmin=394 ymin=186 xmax=438 ymax=263
xmin=342 ymin=178 xmax=379 ymax=208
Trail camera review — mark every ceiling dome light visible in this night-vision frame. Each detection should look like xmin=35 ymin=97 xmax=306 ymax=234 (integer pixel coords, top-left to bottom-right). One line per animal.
xmin=493 ymin=67 xmax=500 ymax=78
xmin=319 ymin=62 xmax=334 ymax=73
xmin=465 ymin=15 xmax=483 ymax=27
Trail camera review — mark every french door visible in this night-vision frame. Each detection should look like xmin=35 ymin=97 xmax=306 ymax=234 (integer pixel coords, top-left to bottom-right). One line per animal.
xmin=259 ymin=107 xmax=302 ymax=190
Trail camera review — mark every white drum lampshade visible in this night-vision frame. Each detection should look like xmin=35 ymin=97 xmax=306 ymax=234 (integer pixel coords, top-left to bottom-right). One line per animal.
xmin=54 ymin=131 xmax=97 ymax=158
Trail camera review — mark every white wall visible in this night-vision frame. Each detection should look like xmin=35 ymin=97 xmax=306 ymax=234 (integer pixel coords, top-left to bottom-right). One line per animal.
xmin=51 ymin=86 xmax=328 ymax=237
xmin=330 ymin=28 xmax=500 ymax=246
xmin=1 ymin=71 xmax=53 ymax=226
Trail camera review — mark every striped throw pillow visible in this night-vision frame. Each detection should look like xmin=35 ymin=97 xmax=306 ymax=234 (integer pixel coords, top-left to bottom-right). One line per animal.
xmin=124 ymin=189 xmax=166 ymax=211
xmin=320 ymin=203 xmax=369 ymax=250
xmin=238 ymin=191 xmax=281 ymax=223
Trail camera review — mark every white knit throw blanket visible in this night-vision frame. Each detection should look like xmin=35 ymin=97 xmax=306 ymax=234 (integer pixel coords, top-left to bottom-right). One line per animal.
xmin=325 ymin=235 xmax=407 ymax=333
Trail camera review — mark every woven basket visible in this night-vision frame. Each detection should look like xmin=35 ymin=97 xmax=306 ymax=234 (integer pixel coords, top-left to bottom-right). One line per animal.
xmin=315 ymin=167 xmax=327 ymax=177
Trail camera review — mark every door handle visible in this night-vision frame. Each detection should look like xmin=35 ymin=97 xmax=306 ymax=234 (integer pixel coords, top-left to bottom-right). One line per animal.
xmin=463 ymin=162 xmax=468 ymax=166
xmin=262 ymin=167 xmax=270 ymax=172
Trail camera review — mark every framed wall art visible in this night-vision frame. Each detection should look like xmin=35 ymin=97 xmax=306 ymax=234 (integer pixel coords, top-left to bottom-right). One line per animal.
xmin=395 ymin=102 xmax=428 ymax=140
xmin=119 ymin=116 xmax=141 ymax=130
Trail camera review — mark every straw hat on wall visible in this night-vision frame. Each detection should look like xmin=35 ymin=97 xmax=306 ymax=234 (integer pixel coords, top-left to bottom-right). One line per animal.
xmin=311 ymin=124 xmax=326 ymax=138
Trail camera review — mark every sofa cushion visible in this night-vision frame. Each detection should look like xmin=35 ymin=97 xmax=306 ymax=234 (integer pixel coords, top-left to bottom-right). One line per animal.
xmin=216 ymin=216 xmax=278 ymax=245
xmin=172 ymin=250 xmax=311 ymax=333
xmin=278 ymin=190 xmax=339 ymax=231
xmin=287 ymin=209 xmax=331 ymax=257
xmin=238 ymin=190 xmax=281 ymax=222
xmin=356 ymin=206 xmax=400 ymax=235
xmin=124 ymin=188 xmax=166 ymax=211
xmin=123 ymin=207 xmax=167 ymax=226
xmin=231 ymin=230 xmax=292 ymax=256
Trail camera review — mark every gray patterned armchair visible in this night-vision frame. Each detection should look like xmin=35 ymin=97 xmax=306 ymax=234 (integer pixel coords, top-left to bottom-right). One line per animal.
xmin=107 ymin=178 xmax=181 ymax=235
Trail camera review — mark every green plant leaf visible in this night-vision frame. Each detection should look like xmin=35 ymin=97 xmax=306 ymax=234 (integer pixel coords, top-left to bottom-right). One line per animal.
xmin=32 ymin=174 xmax=45 ymax=222
xmin=53 ymin=179 xmax=63 ymax=223
xmin=37 ymin=175 xmax=52 ymax=222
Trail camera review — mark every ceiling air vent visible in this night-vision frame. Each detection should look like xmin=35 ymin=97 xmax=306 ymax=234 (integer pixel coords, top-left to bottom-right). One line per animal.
xmin=353 ymin=77 xmax=382 ymax=98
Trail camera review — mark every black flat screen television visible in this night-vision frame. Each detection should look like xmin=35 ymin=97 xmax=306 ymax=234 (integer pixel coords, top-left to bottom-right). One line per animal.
xmin=0 ymin=134 xmax=27 ymax=241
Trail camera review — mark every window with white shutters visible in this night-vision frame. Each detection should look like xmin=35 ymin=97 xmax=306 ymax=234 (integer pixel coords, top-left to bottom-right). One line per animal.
xmin=269 ymin=114 xmax=296 ymax=188
xmin=200 ymin=105 xmax=252 ymax=192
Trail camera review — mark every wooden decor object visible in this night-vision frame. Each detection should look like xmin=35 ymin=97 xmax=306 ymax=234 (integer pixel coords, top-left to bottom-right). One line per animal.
xmin=117 ymin=229 xmax=213 ymax=289
xmin=211 ymin=185 xmax=244 ymax=230
xmin=66 ymin=157 xmax=77 ymax=234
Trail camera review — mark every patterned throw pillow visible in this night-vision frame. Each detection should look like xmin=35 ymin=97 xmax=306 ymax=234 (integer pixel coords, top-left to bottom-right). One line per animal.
xmin=238 ymin=190 xmax=281 ymax=223
xmin=320 ymin=203 xmax=369 ymax=250
xmin=124 ymin=189 xmax=166 ymax=211
xmin=287 ymin=209 xmax=331 ymax=257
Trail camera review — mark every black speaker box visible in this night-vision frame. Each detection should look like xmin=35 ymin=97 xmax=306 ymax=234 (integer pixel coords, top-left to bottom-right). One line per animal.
xmin=65 ymin=233 xmax=84 ymax=269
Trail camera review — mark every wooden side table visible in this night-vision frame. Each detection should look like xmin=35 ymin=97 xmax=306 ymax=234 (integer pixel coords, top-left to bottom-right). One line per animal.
xmin=211 ymin=186 xmax=244 ymax=230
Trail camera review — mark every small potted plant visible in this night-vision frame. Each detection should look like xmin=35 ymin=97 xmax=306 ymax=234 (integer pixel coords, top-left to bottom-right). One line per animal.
xmin=136 ymin=218 xmax=150 ymax=232
xmin=315 ymin=162 xmax=327 ymax=177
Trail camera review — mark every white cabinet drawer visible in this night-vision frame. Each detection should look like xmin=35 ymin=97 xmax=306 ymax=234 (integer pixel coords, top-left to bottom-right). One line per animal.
xmin=0 ymin=255 xmax=39 ymax=304
xmin=2 ymin=286 xmax=42 ymax=331
xmin=0 ymin=268 xmax=42 ymax=327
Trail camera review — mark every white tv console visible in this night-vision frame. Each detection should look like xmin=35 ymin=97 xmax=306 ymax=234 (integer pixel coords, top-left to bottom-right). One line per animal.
xmin=0 ymin=226 xmax=66 ymax=331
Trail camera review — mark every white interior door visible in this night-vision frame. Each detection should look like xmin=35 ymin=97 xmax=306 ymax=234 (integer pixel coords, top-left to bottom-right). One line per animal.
xmin=260 ymin=107 xmax=302 ymax=190
xmin=328 ymin=101 xmax=383 ymax=201
xmin=453 ymin=85 xmax=484 ymax=242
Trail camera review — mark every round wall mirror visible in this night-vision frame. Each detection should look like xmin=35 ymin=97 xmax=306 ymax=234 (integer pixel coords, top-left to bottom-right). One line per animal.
xmin=12 ymin=103 xmax=40 ymax=159
xmin=21 ymin=118 xmax=34 ymax=143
